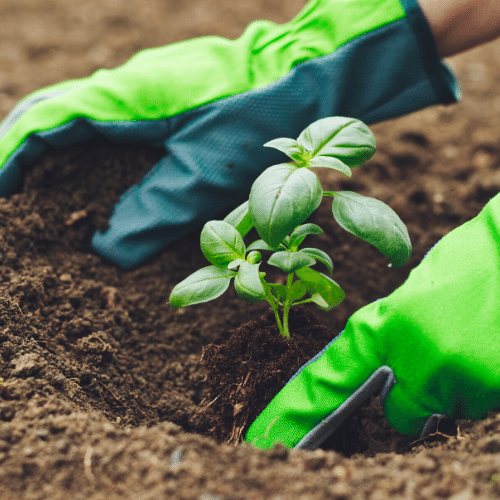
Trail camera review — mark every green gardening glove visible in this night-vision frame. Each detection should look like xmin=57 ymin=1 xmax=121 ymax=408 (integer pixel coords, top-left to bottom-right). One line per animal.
xmin=0 ymin=0 xmax=458 ymax=269
xmin=245 ymin=192 xmax=500 ymax=450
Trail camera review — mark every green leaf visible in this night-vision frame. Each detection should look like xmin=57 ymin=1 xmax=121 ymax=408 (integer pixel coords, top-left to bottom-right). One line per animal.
xmin=223 ymin=200 xmax=254 ymax=237
xmin=227 ymin=259 xmax=244 ymax=270
xmin=331 ymin=191 xmax=411 ymax=267
xmin=246 ymin=251 xmax=262 ymax=264
xmin=269 ymin=283 xmax=287 ymax=303
xmin=264 ymin=138 xmax=304 ymax=163
xmin=249 ymin=163 xmax=323 ymax=248
xmin=234 ymin=262 xmax=266 ymax=303
xmin=200 ymin=220 xmax=246 ymax=268
xmin=288 ymin=223 xmax=324 ymax=249
xmin=295 ymin=267 xmax=345 ymax=310
xmin=299 ymin=248 xmax=333 ymax=275
xmin=308 ymin=156 xmax=352 ymax=178
xmin=246 ymin=240 xmax=286 ymax=252
xmin=290 ymin=280 xmax=308 ymax=302
xmin=169 ymin=266 xmax=236 ymax=308
xmin=297 ymin=117 xmax=376 ymax=168
xmin=309 ymin=293 xmax=330 ymax=310
xmin=268 ymin=251 xmax=316 ymax=274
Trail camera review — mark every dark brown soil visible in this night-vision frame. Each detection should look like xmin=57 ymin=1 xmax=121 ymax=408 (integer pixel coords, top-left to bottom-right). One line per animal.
xmin=2 ymin=1 xmax=500 ymax=499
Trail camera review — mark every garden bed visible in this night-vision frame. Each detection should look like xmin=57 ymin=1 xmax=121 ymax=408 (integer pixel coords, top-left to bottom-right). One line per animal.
xmin=2 ymin=1 xmax=500 ymax=498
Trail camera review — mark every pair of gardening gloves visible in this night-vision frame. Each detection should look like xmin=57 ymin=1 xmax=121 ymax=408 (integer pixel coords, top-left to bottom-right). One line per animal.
xmin=1 ymin=0 xmax=500 ymax=450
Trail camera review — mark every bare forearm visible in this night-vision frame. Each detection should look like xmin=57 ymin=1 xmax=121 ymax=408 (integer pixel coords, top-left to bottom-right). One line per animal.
xmin=418 ymin=0 xmax=500 ymax=57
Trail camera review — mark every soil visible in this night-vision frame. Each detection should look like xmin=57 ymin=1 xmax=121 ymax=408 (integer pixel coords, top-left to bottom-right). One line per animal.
xmin=2 ymin=1 xmax=500 ymax=499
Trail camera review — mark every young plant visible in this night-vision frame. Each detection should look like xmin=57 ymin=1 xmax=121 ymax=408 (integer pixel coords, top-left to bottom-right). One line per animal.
xmin=168 ymin=117 xmax=411 ymax=338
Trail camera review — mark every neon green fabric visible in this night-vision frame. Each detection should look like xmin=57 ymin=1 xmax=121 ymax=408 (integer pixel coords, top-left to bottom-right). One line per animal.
xmin=0 ymin=0 xmax=404 ymax=169
xmin=245 ymin=192 xmax=500 ymax=450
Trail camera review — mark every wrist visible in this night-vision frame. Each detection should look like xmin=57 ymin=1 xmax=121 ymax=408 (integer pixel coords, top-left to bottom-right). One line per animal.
xmin=417 ymin=0 xmax=500 ymax=57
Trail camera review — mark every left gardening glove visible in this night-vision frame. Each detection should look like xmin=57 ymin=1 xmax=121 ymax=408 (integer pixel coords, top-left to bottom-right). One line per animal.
xmin=244 ymin=191 xmax=500 ymax=450
xmin=0 ymin=0 xmax=458 ymax=269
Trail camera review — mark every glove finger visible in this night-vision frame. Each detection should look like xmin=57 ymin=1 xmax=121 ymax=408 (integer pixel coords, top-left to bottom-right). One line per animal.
xmin=90 ymin=96 xmax=276 ymax=269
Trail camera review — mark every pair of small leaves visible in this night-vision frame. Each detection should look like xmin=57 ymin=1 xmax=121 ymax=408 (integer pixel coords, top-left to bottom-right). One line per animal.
xmin=169 ymin=262 xmax=265 ymax=308
xmin=267 ymin=248 xmax=333 ymax=275
xmin=170 ymin=220 xmax=265 ymax=307
xmin=270 ymin=280 xmax=308 ymax=304
xmin=295 ymin=267 xmax=345 ymax=311
xmin=269 ymin=268 xmax=344 ymax=312
xmin=264 ymin=116 xmax=376 ymax=177
xmin=243 ymin=222 xmax=333 ymax=275
xmin=201 ymin=220 xmax=267 ymax=303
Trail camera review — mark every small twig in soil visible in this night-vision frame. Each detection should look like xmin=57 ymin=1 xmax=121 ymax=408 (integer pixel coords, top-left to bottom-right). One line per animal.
xmin=206 ymin=395 xmax=219 ymax=408
xmin=409 ymin=430 xmax=453 ymax=446
xmin=65 ymin=209 xmax=88 ymax=226
xmin=409 ymin=416 xmax=458 ymax=446
xmin=94 ymin=379 xmax=128 ymax=409
xmin=84 ymin=445 xmax=95 ymax=482
xmin=228 ymin=423 xmax=246 ymax=445
xmin=235 ymin=371 xmax=251 ymax=396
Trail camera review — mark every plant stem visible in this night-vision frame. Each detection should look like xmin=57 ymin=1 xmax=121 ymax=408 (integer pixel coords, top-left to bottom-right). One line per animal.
xmin=291 ymin=298 xmax=315 ymax=306
xmin=261 ymin=280 xmax=285 ymax=336
xmin=282 ymin=273 xmax=294 ymax=339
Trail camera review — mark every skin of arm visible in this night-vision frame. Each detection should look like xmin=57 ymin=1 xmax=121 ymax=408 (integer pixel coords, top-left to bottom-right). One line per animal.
xmin=417 ymin=0 xmax=500 ymax=57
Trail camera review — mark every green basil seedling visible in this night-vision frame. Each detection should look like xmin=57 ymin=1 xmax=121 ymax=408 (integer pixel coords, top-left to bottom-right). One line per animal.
xmin=169 ymin=117 xmax=411 ymax=338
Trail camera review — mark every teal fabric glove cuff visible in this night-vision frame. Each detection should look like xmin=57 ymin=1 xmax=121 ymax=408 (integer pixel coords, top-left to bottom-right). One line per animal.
xmin=245 ymin=192 xmax=500 ymax=450
xmin=0 ymin=0 xmax=459 ymax=269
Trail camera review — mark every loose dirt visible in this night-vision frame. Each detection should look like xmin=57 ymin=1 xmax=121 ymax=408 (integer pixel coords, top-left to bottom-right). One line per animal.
xmin=2 ymin=1 xmax=500 ymax=499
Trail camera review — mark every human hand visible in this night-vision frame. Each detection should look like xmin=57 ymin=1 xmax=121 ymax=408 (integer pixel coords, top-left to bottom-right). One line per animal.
xmin=0 ymin=0 xmax=458 ymax=269
xmin=244 ymin=192 xmax=500 ymax=450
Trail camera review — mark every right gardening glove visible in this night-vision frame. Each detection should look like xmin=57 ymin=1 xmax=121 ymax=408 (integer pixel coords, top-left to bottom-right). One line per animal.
xmin=245 ymin=191 xmax=500 ymax=450
xmin=0 ymin=0 xmax=459 ymax=269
